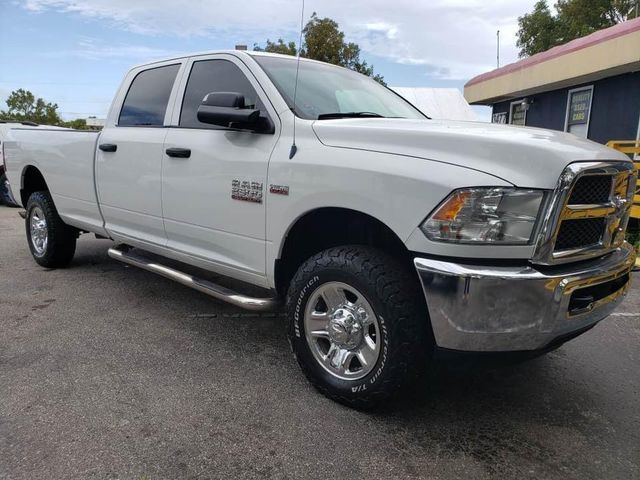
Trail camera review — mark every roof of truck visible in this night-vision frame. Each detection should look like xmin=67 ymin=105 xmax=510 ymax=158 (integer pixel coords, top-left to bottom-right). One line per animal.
xmin=131 ymin=50 xmax=335 ymax=69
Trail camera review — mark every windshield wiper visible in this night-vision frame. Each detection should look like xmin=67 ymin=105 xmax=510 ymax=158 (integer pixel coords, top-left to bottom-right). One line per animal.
xmin=317 ymin=111 xmax=385 ymax=120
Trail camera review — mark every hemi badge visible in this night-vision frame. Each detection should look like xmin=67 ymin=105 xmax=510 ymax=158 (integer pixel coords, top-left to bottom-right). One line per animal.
xmin=269 ymin=184 xmax=290 ymax=196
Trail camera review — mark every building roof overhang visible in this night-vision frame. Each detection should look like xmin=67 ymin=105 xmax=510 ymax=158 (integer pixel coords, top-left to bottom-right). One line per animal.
xmin=464 ymin=17 xmax=640 ymax=105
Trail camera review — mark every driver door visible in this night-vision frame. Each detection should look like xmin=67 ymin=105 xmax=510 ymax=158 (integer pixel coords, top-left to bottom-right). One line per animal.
xmin=161 ymin=54 xmax=279 ymax=285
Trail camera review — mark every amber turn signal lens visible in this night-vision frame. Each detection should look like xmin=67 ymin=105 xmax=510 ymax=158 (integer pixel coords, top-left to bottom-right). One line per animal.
xmin=431 ymin=190 xmax=471 ymax=221
xmin=421 ymin=187 xmax=544 ymax=244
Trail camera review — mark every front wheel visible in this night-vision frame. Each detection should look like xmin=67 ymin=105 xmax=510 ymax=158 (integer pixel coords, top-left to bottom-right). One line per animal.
xmin=25 ymin=191 xmax=77 ymax=268
xmin=286 ymin=246 xmax=432 ymax=409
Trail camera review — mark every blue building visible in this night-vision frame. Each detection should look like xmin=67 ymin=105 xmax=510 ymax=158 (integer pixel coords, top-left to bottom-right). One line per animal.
xmin=464 ymin=18 xmax=640 ymax=147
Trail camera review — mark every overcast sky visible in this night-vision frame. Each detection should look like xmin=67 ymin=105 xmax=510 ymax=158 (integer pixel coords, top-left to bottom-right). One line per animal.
xmin=0 ymin=0 xmax=538 ymax=121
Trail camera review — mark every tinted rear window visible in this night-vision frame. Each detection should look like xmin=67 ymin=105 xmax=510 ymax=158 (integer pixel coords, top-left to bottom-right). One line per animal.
xmin=119 ymin=64 xmax=180 ymax=126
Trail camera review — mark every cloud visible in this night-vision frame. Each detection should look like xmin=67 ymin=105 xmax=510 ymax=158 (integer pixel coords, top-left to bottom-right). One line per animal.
xmin=21 ymin=0 xmax=537 ymax=80
xmin=22 ymin=0 xmax=302 ymax=37
xmin=40 ymin=37 xmax=182 ymax=61
xmin=364 ymin=22 xmax=399 ymax=40
xmin=74 ymin=38 xmax=180 ymax=60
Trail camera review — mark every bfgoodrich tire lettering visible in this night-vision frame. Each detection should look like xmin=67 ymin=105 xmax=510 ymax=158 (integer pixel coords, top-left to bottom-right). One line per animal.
xmin=25 ymin=191 xmax=77 ymax=268
xmin=286 ymin=246 xmax=432 ymax=409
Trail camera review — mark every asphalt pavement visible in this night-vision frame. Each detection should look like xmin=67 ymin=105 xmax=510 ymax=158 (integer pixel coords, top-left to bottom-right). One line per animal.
xmin=1 ymin=204 xmax=639 ymax=480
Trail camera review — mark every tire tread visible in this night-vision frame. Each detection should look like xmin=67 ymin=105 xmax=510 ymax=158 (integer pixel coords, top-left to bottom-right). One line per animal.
xmin=286 ymin=246 xmax=431 ymax=409
xmin=26 ymin=191 xmax=76 ymax=268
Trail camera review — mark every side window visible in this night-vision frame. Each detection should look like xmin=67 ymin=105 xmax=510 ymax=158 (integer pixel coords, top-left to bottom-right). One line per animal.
xmin=180 ymin=59 xmax=264 ymax=129
xmin=119 ymin=64 xmax=180 ymax=127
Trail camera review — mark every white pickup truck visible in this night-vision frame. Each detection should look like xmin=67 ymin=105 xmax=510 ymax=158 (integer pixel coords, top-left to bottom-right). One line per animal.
xmin=3 ymin=51 xmax=636 ymax=408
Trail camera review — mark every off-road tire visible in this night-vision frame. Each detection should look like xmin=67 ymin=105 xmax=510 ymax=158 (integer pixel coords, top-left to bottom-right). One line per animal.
xmin=286 ymin=246 xmax=432 ymax=409
xmin=25 ymin=191 xmax=77 ymax=268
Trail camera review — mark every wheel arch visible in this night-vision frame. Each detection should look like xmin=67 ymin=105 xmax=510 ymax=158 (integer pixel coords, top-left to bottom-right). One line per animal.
xmin=274 ymin=207 xmax=413 ymax=296
xmin=20 ymin=165 xmax=49 ymax=207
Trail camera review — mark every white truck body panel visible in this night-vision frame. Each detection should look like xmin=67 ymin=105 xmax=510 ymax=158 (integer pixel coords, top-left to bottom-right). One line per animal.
xmin=312 ymin=117 xmax=628 ymax=189
xmin=263 ymin=119 xmax=523 ymax=285
xmin=3 ymin=50 xmax=632 ymax=293
xmin=159 ymin=53 xmax=283 ymax=283
xmin=4 ymin=128 xmax=105 ymax=235
xmin=95 ymin=126 xmax=169 ymax=247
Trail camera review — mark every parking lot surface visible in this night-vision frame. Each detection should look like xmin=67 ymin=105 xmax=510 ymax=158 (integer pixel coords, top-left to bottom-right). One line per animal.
xmin=1 ymin=204 xmax=639 ymax=480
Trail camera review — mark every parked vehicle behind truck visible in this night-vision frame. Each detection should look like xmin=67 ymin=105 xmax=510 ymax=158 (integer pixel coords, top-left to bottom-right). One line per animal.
xmin=3 ymin=51 xmax=636 ymax=408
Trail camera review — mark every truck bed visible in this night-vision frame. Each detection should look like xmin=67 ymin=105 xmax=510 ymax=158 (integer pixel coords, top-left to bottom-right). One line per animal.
xmin=4 ymin=127 xmax=106 ymax=235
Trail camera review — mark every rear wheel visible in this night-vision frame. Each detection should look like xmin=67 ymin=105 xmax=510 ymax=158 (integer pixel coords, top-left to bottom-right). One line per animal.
xmin=286 ymin=246 xmax=432 ymax=409
xmin=25 ymin=191 xmax=77 ymax=268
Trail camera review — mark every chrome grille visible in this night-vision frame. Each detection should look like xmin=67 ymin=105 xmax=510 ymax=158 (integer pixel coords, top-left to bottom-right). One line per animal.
xmin=555 ymin=218 xmax=605 ymax=251
xmin=532 ymin=161 xmax=636 ymax=265
xmin=568 ymin=175 xmax=612 ymax=205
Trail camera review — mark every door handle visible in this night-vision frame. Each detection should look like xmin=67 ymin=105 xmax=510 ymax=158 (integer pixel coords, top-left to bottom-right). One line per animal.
xmin=99 ymin=143 xmax=117 ymax=152
xmin=165 ymin=147 xmax=191 ymax=158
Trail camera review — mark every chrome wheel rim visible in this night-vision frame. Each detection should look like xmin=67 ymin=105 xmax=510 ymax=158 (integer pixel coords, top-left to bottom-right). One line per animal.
xmin=304 ymin=281 xmax=381 ymax=381
xmin=29 ymin=206 xmax=48 ymax=256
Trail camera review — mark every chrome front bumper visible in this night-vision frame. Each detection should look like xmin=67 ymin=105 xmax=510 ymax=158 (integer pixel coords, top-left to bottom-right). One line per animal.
xmin=414 ymin=242 xmax=635 ymax=352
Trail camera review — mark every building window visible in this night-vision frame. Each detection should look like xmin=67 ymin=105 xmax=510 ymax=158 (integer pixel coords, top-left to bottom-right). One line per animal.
xmin=564 ymin=86 xmax=593 ymax=138
xmin=492 ymin=112 xmax=507 ymax=124
xmin=509 ymin=100 xmax=527 ymax=126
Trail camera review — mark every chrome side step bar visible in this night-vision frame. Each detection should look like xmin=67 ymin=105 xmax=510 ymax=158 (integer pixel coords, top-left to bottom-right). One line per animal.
xmin=107 ymin=246 xmax=278 ymax=311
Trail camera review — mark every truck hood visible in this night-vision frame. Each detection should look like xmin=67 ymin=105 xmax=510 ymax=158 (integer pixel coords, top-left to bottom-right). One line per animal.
xmin=312 ymin=118 xmax=630 ymax=188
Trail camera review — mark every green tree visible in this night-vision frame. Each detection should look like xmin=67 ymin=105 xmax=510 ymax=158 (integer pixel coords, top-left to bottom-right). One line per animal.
xmin=62 ymin=118 xmax=89 ymax=130
xmin=254 ymin=13 xmax=386 ymax=85
xmin=516 ymin=1 xmax=560 ymax=58
xmin=0 ymin=88 xmax=62 ymax=125
xmin=556 ymin=0 xmax=637 ymax=40
xmin=516 ymin=0 xmax=638 ymax=57
xmin=253 ymin=38 xmax=298 ymax=56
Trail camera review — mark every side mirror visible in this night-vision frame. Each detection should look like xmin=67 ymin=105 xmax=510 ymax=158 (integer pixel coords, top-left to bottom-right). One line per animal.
xmin=197 ymin=92 xmax=260 ymax=129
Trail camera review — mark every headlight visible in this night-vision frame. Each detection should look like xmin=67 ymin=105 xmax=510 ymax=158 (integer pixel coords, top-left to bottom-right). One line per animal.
xmin=421 ymin=187 xmax=544 ymax=244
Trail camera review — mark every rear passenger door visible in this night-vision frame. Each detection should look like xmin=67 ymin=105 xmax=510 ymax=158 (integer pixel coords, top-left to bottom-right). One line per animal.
xmin=96 ymin=61 xmax=183 ymax=246
xmin=161 ymin=54 xmax=279 ymax=285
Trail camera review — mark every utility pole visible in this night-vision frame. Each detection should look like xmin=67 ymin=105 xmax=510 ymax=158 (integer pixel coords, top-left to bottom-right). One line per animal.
xmin=496 ymin=30 xmax=500 ymax=68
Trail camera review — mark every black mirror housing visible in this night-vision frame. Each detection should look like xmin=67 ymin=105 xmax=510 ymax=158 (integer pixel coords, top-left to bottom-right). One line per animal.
xmin=197 ymin=92 xmax=260 ymax=129
xmin=202 ymin=92 xmax=246 ymax=108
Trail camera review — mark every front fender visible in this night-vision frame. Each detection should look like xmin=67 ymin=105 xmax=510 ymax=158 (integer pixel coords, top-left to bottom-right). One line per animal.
xmin=265 ymin=139 xmax=513 ymax=286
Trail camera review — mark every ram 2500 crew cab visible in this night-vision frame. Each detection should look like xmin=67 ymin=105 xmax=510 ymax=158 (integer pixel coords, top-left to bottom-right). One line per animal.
xmin=3 ymin=51 xmax=636 ymax=408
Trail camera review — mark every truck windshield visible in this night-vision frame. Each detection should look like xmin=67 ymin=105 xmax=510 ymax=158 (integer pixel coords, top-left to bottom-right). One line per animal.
xmin=252 ymin=55 xmax=427 ymax=121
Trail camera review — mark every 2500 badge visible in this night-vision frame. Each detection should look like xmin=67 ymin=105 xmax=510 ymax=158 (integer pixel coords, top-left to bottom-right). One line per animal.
xmin=231 ymin=179 xmax=263 ymax=203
